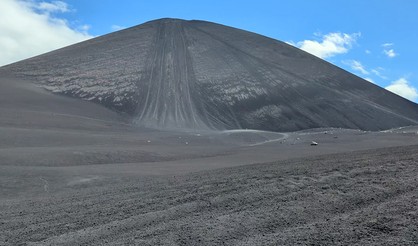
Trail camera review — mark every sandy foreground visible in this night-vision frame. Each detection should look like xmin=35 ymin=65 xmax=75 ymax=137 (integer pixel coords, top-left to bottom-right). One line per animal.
xmin=1 ymin=126 xmax=418 ymax=245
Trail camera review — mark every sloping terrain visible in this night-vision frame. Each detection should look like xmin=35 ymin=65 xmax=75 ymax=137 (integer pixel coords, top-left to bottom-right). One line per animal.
xmin=1 ymin=18 xmax=418 ymax=131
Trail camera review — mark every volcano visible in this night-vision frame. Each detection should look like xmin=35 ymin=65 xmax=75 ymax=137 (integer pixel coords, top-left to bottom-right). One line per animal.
xmin=3 ymin=18 xmax=418 ymax=246
xmin=1 ymin=18 xmax=418 ymax=131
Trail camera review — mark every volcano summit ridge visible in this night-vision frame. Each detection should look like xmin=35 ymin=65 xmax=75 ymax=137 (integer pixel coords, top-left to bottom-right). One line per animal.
xmin=1 ymin=18 xmax=418 ymax=131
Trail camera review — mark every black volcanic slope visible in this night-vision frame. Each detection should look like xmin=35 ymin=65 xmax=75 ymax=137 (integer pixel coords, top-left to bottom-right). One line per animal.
xmin=1 ymin=18 xmax=418 ymax=131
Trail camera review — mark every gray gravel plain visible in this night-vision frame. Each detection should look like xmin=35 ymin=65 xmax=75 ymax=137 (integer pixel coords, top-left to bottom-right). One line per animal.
xmin=2 ymin=143 xmax=418 ymax=245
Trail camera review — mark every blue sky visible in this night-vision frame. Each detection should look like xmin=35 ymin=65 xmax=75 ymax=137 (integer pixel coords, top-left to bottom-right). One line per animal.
xmin=1 ymin=0 xmax=417 ymax=102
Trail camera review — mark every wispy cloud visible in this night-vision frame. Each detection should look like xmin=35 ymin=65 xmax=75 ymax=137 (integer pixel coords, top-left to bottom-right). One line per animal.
xmin=289 ymin=32 xmax=360 ymax=59
xmin=383 ymin=49 xmax=397 ymax=58
xmin=382 ymin=43 xmax=397 ymax=58
xmin=111 ymin=25 xmax=126 ymax=31
xmin=344 ymin=60 xmax=369 ymax=75
xmin=79 ymin=24 xmax=91 ymax=34
xmin=0 ymin=0 xmax=92 ymax=66
xmin=385 ymin=78 xmax=418 ymax=102
xmin=36 ymin=1 xmax=70 ymax=13
xmin=21 ymin=0 xmax=72 ymax=14
xmin=364 ymin=77 xmax=375 ymax=84
xmin=371 ymin=68 xmax=388 ymax=80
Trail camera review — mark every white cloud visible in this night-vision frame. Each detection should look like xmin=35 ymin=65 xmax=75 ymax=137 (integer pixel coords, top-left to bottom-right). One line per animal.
xmin=344 ymin=60 xmax=369 ymax=75
xmin=79 ymin=24 xmax=91 ymax=33
xmin=0 ymin=0 xmax=92 ymax=66
xmin=383 ymin=49 xmax=397 ymax=58
xmin=385 ymin=78 xmax=418 ymax=102
xmin=371 ymin=68 xmax=388 ymax=80
xmin=382 ymin=43 xmax=397 ymax=58
xmin=365 ymin=49 xmax=371 ymax=54
xmin=292 ymin=32 xmax=360 ymax=59
xmin=111 ymin=25 xmax=126 ymax=32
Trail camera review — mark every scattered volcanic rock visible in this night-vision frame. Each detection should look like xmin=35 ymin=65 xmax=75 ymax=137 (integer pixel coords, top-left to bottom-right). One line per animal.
xmin=1 ymin=18 xmax=418 ymax=131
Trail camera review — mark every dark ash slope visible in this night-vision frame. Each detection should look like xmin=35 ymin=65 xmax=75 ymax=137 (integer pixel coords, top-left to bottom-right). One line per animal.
xmin=2 ymin=145 xmax=418 ymax=245
xmin=1 ymin=18 xmax=418 ymax=131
